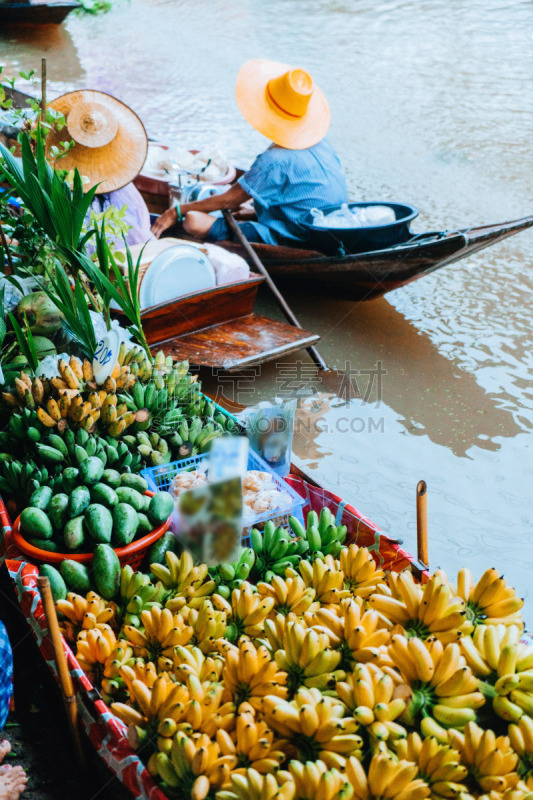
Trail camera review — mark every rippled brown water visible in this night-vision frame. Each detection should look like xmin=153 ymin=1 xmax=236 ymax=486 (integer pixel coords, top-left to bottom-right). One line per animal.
xmin=2 ymin=0 xmax=533 ymax=615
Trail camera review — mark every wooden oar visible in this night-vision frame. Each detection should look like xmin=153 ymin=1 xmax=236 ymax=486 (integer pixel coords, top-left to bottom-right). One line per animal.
xmin=222 ymin=209 xmax=329 ymax=371
xmin=37 ymin=575 xmax=86 ymax=770
xmin=416 ymin=480 xmax=429 ymax=568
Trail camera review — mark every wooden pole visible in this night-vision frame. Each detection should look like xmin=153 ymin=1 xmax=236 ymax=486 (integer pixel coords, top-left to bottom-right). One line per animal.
xmin=37 ymin=576 xmax=86 ymax=770
xmin=222 ymin=209 xmax=329 ymax=371
xmin=416 ymin=480 xmax=428 ymax=568
xmin=40 ymin=57 xmax=47 ymax=123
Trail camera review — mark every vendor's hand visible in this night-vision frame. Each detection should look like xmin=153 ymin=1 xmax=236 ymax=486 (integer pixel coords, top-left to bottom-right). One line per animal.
xmin=151 ymin=206 xmax=178 ymax=239
xmin=233 ymin=200 xmax=256 ymax=221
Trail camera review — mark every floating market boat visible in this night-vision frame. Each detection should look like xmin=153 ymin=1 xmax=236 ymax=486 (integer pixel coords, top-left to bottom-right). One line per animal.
xmin=0 ymin=0 xmax=79 ymax=25
xmin=203 ymin=214 xmax=533 ymax=300
xmin=0 ymin=465 xmax=420 ymax=800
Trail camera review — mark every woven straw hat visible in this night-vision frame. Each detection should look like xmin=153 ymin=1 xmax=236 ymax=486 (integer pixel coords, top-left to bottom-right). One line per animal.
xmin=46 ymin=90 xmax=148 ymax=193
xmin=235 ymin=59 xmax=330 ymax=150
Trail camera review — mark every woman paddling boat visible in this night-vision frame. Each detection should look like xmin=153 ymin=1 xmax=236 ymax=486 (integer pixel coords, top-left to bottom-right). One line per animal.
xmin=151 ymin=60 xmax=348 ymax=246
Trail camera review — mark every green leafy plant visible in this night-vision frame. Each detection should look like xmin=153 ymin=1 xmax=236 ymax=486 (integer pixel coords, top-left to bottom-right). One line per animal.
xmin=0 ymin=67 xmax=70 ymax=145
xmin=7 ymin=312 xmax=39 ymax=372
xmin=81 ymin=223 xmax=151 ymax=360
xmin=0 ymin=191 xmax=59 ymax=278
xmin=0 ymin=127 xmax=97 ymax=259
xmin=36 ymin=263 xmax=97 ymax=359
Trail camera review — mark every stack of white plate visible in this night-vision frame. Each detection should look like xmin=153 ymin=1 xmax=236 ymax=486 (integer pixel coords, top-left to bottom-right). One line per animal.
xmin=138 ymin=244 xmax=216 ymax=309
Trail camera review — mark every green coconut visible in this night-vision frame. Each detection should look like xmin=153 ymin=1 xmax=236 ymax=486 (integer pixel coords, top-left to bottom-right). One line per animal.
xmin=16 ymin=292 xmax=63 ymax=335
xmin=32 ymin=336 xmax=57 ymax=359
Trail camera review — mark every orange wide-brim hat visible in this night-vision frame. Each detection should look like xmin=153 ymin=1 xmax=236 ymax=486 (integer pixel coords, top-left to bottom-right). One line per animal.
xmin=46 ymin=90 xmax=148 ymax=194
xmin=236 ymin=59 xmax=330 ymax=150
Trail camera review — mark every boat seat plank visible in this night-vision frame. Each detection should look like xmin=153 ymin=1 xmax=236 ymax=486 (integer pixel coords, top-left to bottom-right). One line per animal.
xmin=153 ymin=314 xmax=320 ymax=371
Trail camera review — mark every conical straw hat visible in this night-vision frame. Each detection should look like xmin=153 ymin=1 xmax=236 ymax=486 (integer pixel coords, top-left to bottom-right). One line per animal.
xmin=46 ymin=90 xmax=148 ymax=193
xmin=236 ymin=60 xmax=330 ymax=150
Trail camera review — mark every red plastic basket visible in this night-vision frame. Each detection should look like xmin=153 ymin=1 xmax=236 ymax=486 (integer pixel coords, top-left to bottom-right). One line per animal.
xmin=11 ymin=491 xmax=171 ymax=570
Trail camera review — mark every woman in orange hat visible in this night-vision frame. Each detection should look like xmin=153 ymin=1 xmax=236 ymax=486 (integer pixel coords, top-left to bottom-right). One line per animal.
xmin=151 ymin=60 xmax=347 ymax=245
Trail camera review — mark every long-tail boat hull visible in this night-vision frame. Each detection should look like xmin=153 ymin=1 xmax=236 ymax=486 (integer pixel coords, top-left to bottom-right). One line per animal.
xmin=0 ymin=1 xmax=79 ymax=25
xmin=219 ymin=214 xmax=533 ymax=300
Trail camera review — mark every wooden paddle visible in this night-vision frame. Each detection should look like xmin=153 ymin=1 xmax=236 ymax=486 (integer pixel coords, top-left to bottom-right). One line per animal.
xmin=37 ymin=575 xmax=86 ymax=771
xmin=416 ymin=480 xmax=429 ymax=568
xmin=222 ymin=209 xmax=329 ymax=371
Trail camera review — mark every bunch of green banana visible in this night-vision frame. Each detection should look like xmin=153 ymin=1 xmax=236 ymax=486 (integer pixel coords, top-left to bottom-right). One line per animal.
xmin=214 ymin=411 xmax=240 ymax=433
xmin=118 ymin=378 xmax=186 ymax=436
xmin=250 ymin=521 xmax=303 ymax=582
xmin=289 ymin=508 xmax=347 ymax=559
xmin=104 ymin=437 xmax=142 ymax=473
xmin=118 ymin=565 xmax=166 ymax=627
xmin=167 ymin=418 xmax=223 ymax=459
xmin=209 ymin=547 xmax=256 ymax=599
xmin=181 ymin=393 xmax=216 ymax=420
xmin=4 ymin=408 xmax=49 ymax=449
xmin=0 ymin=459 xmax=53 ymax=504
xmin=134 ymin=431 xmax=171 ymax=467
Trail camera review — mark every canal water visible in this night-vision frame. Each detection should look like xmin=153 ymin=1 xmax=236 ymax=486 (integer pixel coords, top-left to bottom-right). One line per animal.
xmin=2 ymin=0 xmax=533 ymax=616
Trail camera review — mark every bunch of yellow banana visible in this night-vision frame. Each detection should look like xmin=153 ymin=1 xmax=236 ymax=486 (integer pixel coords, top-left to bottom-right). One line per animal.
xmin=508 ymin=716 xmax=533 ymax=789
xmin=286 ymin=759 xmax=352 ymax=800
xmin=156 ymin=731 xmax=236 ymax=800
xmin=262 ymin=613 xmax=292 ymax=653
xmin=304 ymin=598 xmax=392 ymax=669
xmin=123 ymin=607 xmax=193 ymax=668
xmin=335 ymin=663 xmax=407 ymax=744
xmin=221 ymin=639 xmax=288 ymax=713
xmin=508 ymin=715 xmax=533 ymax=791
xmin=119 ymin=659 xmax=159 ymax=696
xmin=98 ymin=641 xmax=135 ymax=702
xmin=257 ymin=575 xmax=318 ymax=618
xmin=388 ymin=634 xmax=483 ymax=735
xmin=444 ymin=567 xmax=524 ymax=629
xmin=153 ymin=551 xmax=216 ymax=611
xmin=272 ymin=620 xmax=343 ymax=695
xmin=182 ymin=600 xmax=228 ymax=654
xmin=477 ymin=790 xmax=533 ymax=800
xmin=75 ymin=624 xmax=118 ymax=681
xmin=56 ymin=590 xmax=117 ymax=637
xmin=345 ymin=752 xmax=430 ymax=800
xmin=213 ymin=582 xmax=276 ymax=640
xmin=3 ymin=371 xmax=47 ymax=410
xmin=294 ymin=559 xmax=351 ymax=605
xmin=111 ymin=673 xmax=189 ymax=749
xmin=216 ymin=710 xmax=286 ymax=775
xmin=369 ymin=572 xmax=472 ymax=644
xmin=215 ymin=768 xmax=295 ymax=800
xmin=263 ymin=687 xmax=362 ymax=770
xmin=459 ymin=624 xmax=533 ymax=722
xmin=172 ymin=645 xmax=224 ymax=684
xmin=394 ymin=732 xmax=468 ymax=800
xmin=339 ymin=545 xmax=387 ymax=599
xmin=448 ymin=722 xmax=520 ymax=795
xmin=168 ymin=677 xmax=233 ymax=739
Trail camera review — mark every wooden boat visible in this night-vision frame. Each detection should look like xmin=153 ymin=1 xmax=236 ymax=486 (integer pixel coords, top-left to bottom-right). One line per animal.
xmin=0 ymin=455 xmax=426 ymax=800
xmin=111 ymin=239 xmax=319 ymax=371
xmin=214 ymin=214 xmax=533 ymax=300
xmin=132 ymin=145 xmax=533 ymax=301
xmin=5 ymin=91 xmax=532 ymax=301
xmin=0 ymin=0 xmax=79 ymax=25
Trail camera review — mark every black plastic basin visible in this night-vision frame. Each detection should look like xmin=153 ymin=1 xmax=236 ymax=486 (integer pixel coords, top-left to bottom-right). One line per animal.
xmin=301 ymin=201 xmax=419 ymax=255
